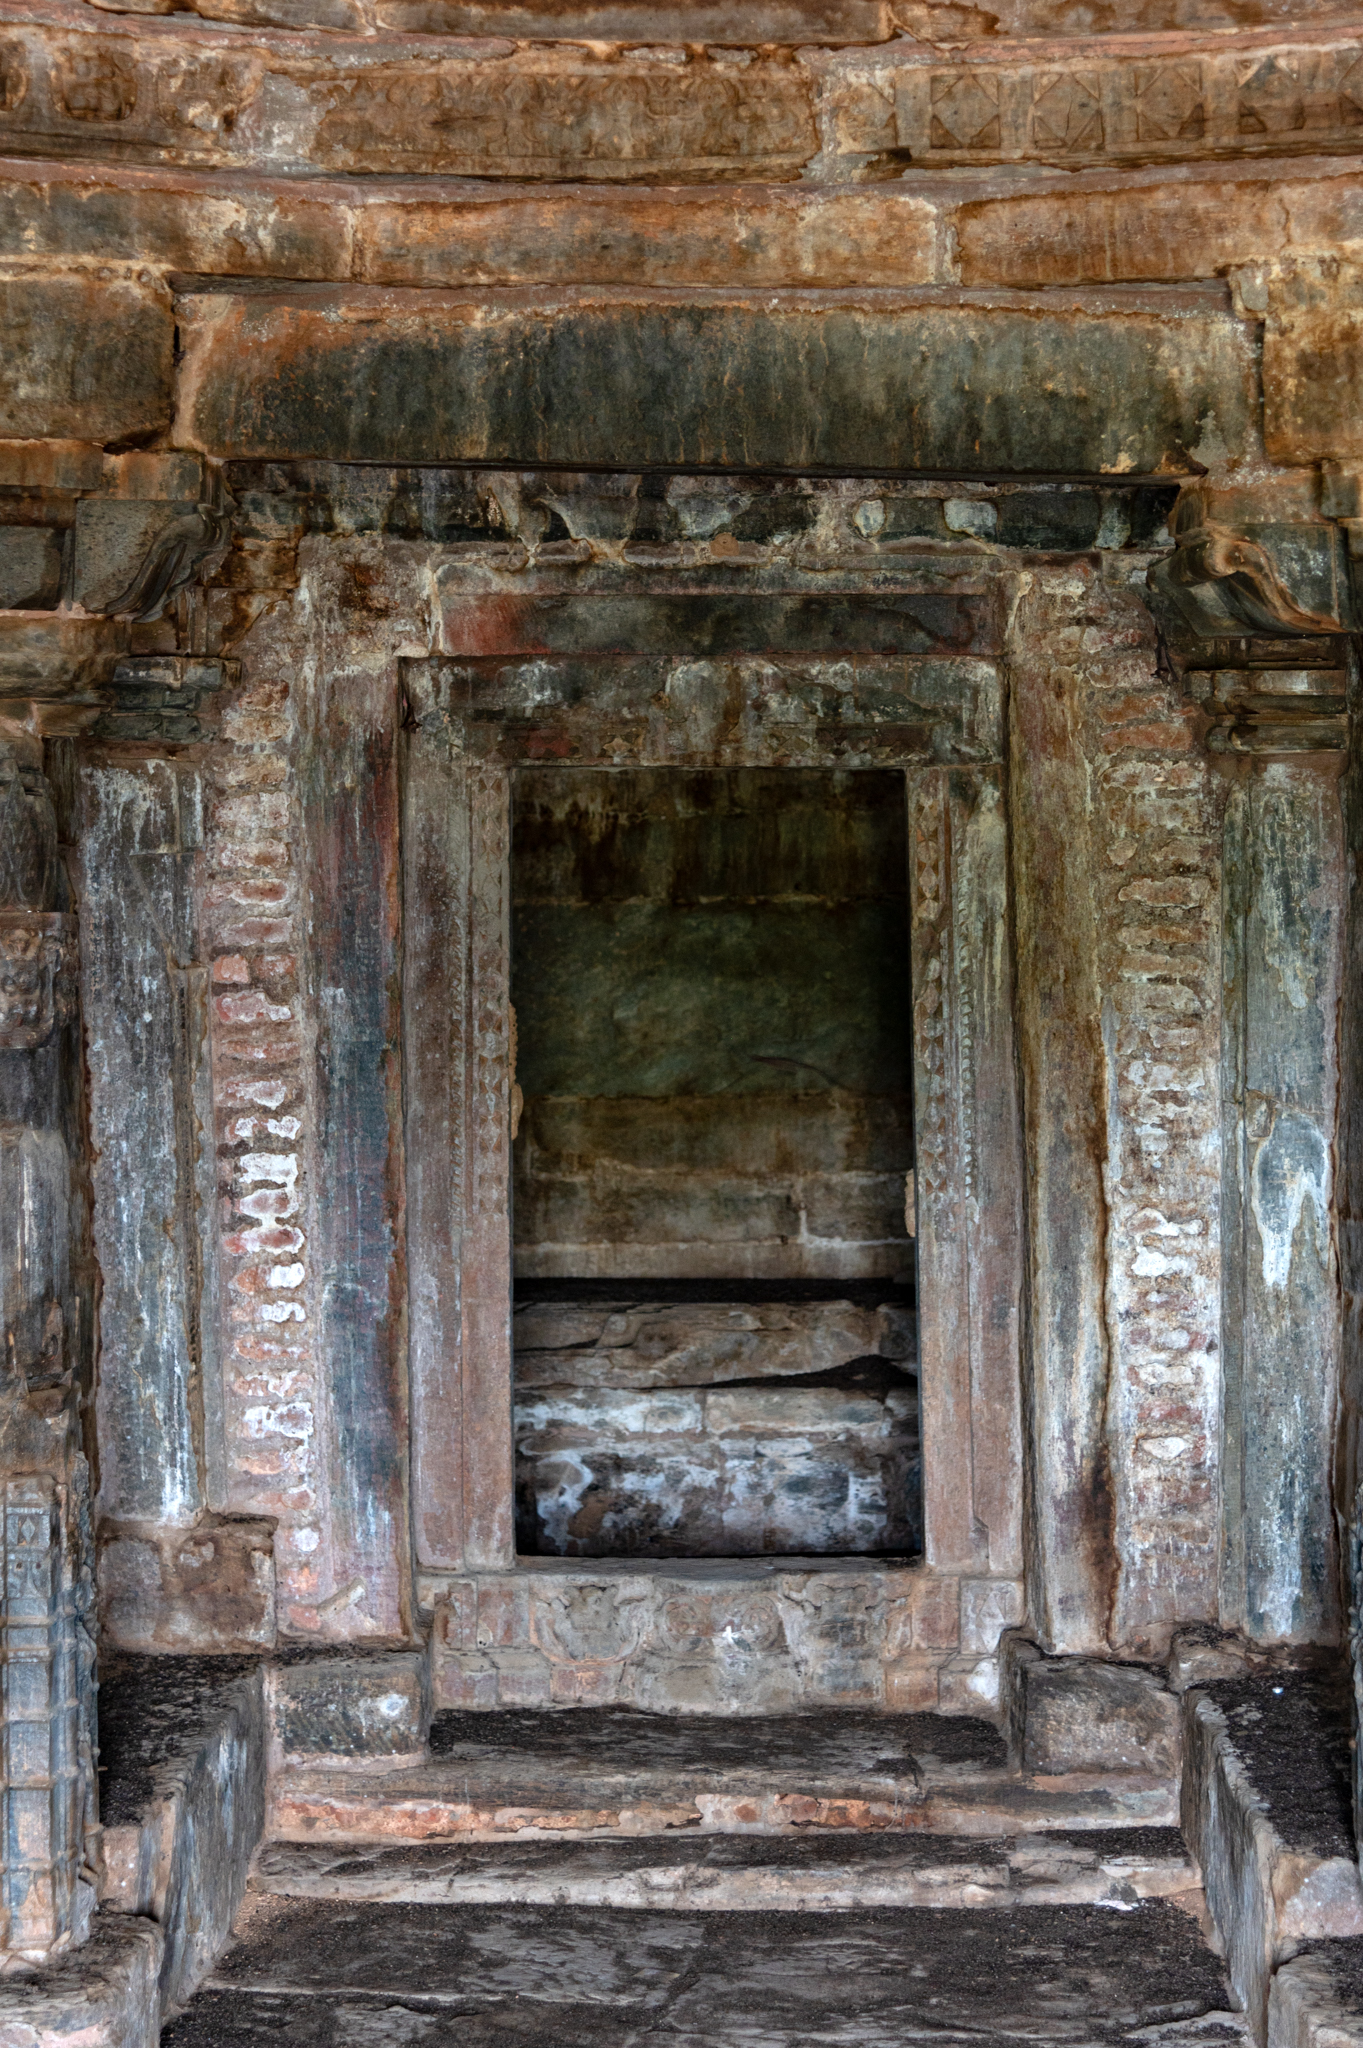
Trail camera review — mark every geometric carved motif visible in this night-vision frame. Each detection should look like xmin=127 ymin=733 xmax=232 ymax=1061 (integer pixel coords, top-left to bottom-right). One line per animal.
xmin=911 ymin=784 xmax=951 ymax=1204
xmin=1239 ymin=53 xmax=1329 ymax=136
xmin=929 ymin=72 xmax=1000 ymax=151
xmin=1133 ymin=63 xmax=1206 ymax=143
xmin=1030 ymin=71 xmax=1103 ymax=153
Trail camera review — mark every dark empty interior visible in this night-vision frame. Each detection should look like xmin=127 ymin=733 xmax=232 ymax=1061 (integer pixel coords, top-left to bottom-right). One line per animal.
xmin=509 ymin=767 xmax=919 ymax=1561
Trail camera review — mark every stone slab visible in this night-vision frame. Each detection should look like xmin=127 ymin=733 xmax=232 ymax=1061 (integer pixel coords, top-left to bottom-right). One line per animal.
xmin=0 ymin=160 xmax=354 ymax=279
xmin=252 ymin=1825 xmax=1198 ymax=1911
xmin=171 ymin=1895 xmax=1240 ymax=2048
xmin=0 ymin=270 xmax=172 ymax=444
xmin=1270 ymin=1952 xmax=1363 ymax=2048
xmin=267 ymin=1652 xmax=430 ymax=1766
xmin=0 ymin=614 xmax=127 ymax=694
xmin=1021 ymin=1656 xmax=1182 ymax=1780
xmin=266 ymin=1702 xmax=1179 ymax=1843
xmin=174 ymin=286 xmax=1256 ymax=478
xmin=513 ymin=1300 xmax=914 ymax=1390
xmin=425 ymin=1561 xmax=998 ymax=1715
xmin=957 ymin=160 xmax=1363 ymax=291
xmin=513 ymin=1374 xmax=919 ymax=1559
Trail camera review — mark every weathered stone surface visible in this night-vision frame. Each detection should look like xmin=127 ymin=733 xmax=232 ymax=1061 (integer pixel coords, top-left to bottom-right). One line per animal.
xmin=514 ymin=1373 xmax=919 ymax=1558
xmin=174 ymin=287 xmax=1256 ymax=477
xmin=98 ymin=1518 xmax=276 ymax=1652
xmin=1221 ymin=761 xmax=1343 ymax=1643
xmin=1265 ymin=258 xmax=1363 ymax=464
xmin=0 ymin=524 xmax=63 ymax=609
xmin=1180 ymin=1680 xmax=1363 ymax=2040
xmin=268 ymin=1652 xmax=429 ymax=1764
xmin=96 ymin=1654 xmax=266 ymax=2015
xmin=77 ymin=757 xmax=209 ymax=1532
xmin=291 ymin=548 xmax=409 ymax=1633
xmin=514 ymin=1300 xmax=914 ymax=1390
xmin=1020 ymin=1656 xmax=1181 ymax=1779
xmin=253 ymin=1826 xmax=1198 ymax=1911
xmin=0 ymin=1916 xmax=162 ymax=2048
xmin=1270 ymin=1953 xmax=1363 ymax=2048
xmin=511 ymin=766 xmax=913 ymax=1283
xmin=0 ymin=614 xmax=126 ymax=693
xmin=0 ymin=270 xmax=171 ymax=443
xmin=0 ymin=161 xmax=354 ymax=278
xmin=353 ymin=187 xmax=940 ymax=292
xmin=271 ymin=0 xmax=892 ymax=39
xmin=957 ymin=161 xmax=1363 ymax=289
xmin=0 ymin=162 xmax=939 ymax=291
xmin=171 ymin=1894 xmax=1238 ymax=2048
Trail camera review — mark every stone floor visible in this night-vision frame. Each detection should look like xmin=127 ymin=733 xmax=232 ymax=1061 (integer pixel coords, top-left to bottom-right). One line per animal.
xmin=163 ymin=1895 xmax=1245 ymax=2047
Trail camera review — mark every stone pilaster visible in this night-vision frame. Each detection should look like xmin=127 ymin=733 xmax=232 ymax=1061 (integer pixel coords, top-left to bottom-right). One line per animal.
xmin=1147 ymin=476 xmax=1352 ymax=1648
xmin=0 ymin=722 xmax=94 ymax=1960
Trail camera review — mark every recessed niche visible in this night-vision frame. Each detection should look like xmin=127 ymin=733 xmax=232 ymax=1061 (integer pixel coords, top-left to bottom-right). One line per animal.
xmin=509 ymin=767 xmax=919 ymax=1561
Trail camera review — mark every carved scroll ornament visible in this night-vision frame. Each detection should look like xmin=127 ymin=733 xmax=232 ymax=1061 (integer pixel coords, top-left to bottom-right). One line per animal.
xmin=105 ymin=502 xmax=233 ymax=622
xmin=1147 ymin=512 xmax=1347 ymax=642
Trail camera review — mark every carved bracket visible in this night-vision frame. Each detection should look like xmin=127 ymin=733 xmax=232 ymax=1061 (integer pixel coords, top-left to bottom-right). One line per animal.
xmin=1146 ymin=483 xmax=1353 ymax=756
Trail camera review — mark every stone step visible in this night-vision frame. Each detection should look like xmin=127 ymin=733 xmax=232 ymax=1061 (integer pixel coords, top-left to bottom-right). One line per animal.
xmin=255 ymin=1826 xmax=1199 ymax=1913
xmin=165 ymin=1893 xmax=1248 ymax=2048
xmin=268 ymin=1705 xmax=1179 ymax=1844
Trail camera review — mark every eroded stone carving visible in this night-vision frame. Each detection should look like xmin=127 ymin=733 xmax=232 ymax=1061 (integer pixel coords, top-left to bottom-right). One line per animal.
xmin=105 ymin=502 xmax=233 ymax=622
xmin=0 ymin=916 xmax=78 ymax=1052
xmin=1145 ymin=484 xmax=1352 ymax=755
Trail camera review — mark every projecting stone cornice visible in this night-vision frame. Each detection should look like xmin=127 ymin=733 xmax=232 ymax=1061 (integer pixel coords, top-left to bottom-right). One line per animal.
xmin=6 ymin=7 xmax=1363 ymax=178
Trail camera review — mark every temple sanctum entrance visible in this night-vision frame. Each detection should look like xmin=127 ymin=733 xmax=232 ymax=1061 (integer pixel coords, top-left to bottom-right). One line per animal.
xmin=6 ymin=0 xmax=1363 ymax=2030
xmin=508 ymin=765 xmax=920 ymax=1561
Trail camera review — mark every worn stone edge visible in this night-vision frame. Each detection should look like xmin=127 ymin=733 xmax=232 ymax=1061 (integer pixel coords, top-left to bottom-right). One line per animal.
xmin=1183 ymin=1690 xmax=1363 ymax=2045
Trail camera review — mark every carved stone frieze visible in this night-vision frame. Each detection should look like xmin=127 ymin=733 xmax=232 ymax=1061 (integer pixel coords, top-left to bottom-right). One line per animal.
xmin=831 ymin=28 xmax=1363 ymax=171
xmin=5 ymin=18 xmax=1363 ymax=178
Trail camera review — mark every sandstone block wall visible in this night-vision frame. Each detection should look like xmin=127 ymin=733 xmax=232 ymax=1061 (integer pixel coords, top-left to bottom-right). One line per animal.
xmin=2 ymin=0 xmax=1362 ymax=1774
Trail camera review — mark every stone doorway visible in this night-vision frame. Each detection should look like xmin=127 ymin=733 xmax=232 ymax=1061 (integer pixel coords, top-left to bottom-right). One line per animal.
xmin=507 ymin=764 xmax=920 ymax=1562
xmin=399 ymin=530 xmax=1024 ymax=1712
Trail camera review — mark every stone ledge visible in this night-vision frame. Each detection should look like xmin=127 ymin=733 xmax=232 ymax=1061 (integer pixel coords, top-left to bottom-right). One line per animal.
xmin=1183 ymin=1685 xmax=1363 ymax=2045
xmin=96 ymin=1655 xmax=267 ymax=2016
xmin=1271 ymin=1952 xmax=1363 ymax=2048
xmin=0 ymin=1914 xmax=162 ymax=2048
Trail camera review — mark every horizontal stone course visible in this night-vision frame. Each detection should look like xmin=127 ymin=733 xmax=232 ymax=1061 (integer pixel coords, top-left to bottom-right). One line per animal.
xmin=5 ymin=14 xmax=1363 ymax=182
xmin=173 ymin=284 xmax=1256 ymax=477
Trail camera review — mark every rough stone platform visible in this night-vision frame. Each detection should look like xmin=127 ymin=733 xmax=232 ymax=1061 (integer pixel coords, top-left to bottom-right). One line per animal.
xmin=161 ymin=1896 xmax=1245 ymax=2047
